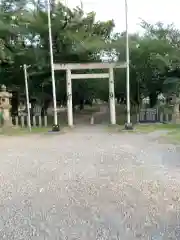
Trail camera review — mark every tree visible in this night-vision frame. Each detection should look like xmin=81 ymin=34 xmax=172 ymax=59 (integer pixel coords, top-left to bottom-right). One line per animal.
xmin=113 ymin=21 xmax=180 ymax=108
xmin=0 ymin=0 xmax=116 ymax=109
xmin=2 ymin=0 xmax=180 ymax=117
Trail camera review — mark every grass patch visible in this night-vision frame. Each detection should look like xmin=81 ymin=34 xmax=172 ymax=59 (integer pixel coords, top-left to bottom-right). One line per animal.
xmin=0 ymin=125 xmax=71 ymax=136
xmin=106 ymin=123 xmax=180 ymax=142
xmin=134 ymin=123 xmax=180 ymax=133
xmin=166 ymin=130 xmax=180 ymax=143
xmin=134 ymin=123 xmax=180 ymax=144
xmin=0 ymin=127 xmax=51 ymax=136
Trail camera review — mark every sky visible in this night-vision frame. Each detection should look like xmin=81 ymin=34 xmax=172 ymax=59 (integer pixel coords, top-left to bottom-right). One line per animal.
xmin=61 ymin=0 xmax=180 ymax=33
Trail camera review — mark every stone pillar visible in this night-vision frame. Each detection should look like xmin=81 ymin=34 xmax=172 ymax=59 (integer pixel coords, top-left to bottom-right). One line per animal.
xmin=0 ymin=107 xmax=3 ymax=126
xmin=109 ymin=67 xmax=116 ymax=124
xmin=0 ymin=85 xmax=12 ymax=127
xmin=66 ymin=69 xmax=73 ymax=127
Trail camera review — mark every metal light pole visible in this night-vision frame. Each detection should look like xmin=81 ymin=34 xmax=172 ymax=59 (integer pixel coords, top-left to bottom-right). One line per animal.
xmin=47 ymin=0 xmax=59 ymax=130
xmin=23 ymin=64 xmax=31 ymax=132
xmin=125 ymin=0 xmax=133 ymax=129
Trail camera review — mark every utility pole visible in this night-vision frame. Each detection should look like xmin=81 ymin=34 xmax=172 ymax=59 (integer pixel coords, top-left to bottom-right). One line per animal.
xmin=125 ymin=0 xmax=133 ymax=129
xmin=23 ymin=64 xmax=31 ymax=132
xmin=47 ymin=0 xmax=59 ymax=131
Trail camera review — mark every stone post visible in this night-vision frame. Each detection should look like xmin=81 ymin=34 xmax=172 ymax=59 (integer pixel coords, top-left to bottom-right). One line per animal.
xmin=0 ymin=85 xmax=12 ymax=127
xmin=109 ymin=67 xmax=116 ymax=124
xmin=66 ymin=69 xmax=73 ymax=127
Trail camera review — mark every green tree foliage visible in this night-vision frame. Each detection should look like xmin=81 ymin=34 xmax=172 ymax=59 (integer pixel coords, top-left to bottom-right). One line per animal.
xmin=1 ymin=0 xmax=180 ymax=110
xmin=0 ymin=0 xmax=115 ymax=107
xmin=114 ymin=21 xmax=180 ymax=107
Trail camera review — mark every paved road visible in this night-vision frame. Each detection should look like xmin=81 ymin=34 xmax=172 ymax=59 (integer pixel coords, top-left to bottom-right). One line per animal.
xmin=0 ymin=126 xmax=180 ymax=239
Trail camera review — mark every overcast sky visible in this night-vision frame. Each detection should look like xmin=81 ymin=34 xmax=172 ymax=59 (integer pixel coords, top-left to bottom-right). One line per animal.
xmin=62 ymin=0 xmax=180 ymax=33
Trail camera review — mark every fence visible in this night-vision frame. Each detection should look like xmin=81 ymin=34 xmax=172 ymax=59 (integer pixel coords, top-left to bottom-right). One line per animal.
xmin=11 ymin=115 xmax=48 ymax=128
xmin=137 ymin=108 xmax=172 ymax=123
xmin=0 ymin=108 xmax=174 ymax=127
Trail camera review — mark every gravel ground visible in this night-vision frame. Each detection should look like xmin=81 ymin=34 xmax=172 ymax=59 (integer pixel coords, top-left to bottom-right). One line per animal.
xmin=0 ymin=126 xmax=180 ymax=240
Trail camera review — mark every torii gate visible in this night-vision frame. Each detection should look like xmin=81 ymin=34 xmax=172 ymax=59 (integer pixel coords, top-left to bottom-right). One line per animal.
xmin=54 ymin=62 xmax=126 ymax=127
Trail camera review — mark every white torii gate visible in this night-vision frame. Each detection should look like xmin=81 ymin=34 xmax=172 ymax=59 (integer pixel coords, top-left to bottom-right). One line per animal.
xmin=54 ymin=62 xmax=126 ymax=127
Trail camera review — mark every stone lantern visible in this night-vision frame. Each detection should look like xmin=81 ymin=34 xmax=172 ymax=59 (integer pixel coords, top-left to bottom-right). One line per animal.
xmin=0 ymin=85 xmax=12 ymax=127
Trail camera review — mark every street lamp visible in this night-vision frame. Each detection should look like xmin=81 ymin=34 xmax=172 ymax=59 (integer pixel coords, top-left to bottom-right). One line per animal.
xmin=47 ymin=0 xmax=59 ymax=131
xmin=124 ymin=0 xmax=133 ymax=130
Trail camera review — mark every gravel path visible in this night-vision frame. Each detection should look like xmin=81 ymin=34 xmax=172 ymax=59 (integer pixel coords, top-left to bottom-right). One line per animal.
xmin=0 ymin=126 xmax=180 ymax=239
